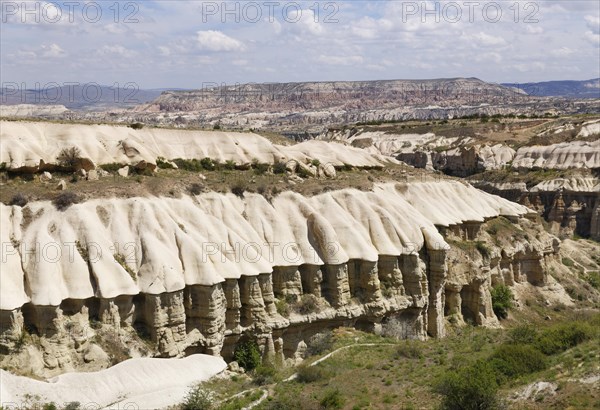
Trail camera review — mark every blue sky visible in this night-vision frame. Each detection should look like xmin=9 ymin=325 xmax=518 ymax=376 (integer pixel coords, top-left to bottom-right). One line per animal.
xmin=1 ymin=0 xmax=599 ymax=89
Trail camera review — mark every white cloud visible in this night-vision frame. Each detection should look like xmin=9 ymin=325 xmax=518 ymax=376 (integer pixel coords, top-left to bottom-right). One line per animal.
xmin=351 ymin=17 xmax=393 ymax=39
xmin=317 ymin=55 xmax=364 ymax=66
xmin=196 ymin=30 xmax=244 ymax=52
xmin=472 ymin=32 xmax=507 ymax=46
xmin=550 ymin=47 xmax=576 ymax=57
xmin=584 ymin=31 xmax=600 ymax=46
xmin=526 ymin=25 xmax=544 ymax=34
xmin=41 ymin=43 xmax=66 ymax=58
xmin=99 ymin=45 xmax=135 ymax=57
xmin=513 ymin=62 xmax=546 ymax=73
xmin=476 ymin=52 xmax=503 ymax=64
xmin=585 ymin=15 xmax=600 ymax=33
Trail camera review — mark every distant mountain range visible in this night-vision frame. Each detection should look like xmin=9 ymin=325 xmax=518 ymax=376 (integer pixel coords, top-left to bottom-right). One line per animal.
xmin=1 ymin=78 xmax=598 ymax=118
xmin=142 ymin=77 xmax=531 ymax=113
xmin=501 ymin=79 xmax=600 ymax=99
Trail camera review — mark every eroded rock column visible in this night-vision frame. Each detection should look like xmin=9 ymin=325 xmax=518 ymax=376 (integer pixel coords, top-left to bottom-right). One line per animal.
xmin=425 ymin=247 xmax=448 ymax=338
xmin=223 ymin=279 xmax=241 ymax=331
xmin=377 ymin=255 xmax=405 ymax=297
xmin=239 ymin=275 xmax=267 ymax=327
xmin=184 ymin=284 xmax=226 ymax=355
xmin=322 ymin=263 xmax=351 ymax=307
xmin=300 ymin=264 xmax=323 ymax=298
xmin=272 ymin=266 xmax=303 ymax=301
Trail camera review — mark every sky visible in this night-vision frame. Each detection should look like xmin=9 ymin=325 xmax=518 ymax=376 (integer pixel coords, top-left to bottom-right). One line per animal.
xmin=1 ymin=0 xmax=599 ymax=89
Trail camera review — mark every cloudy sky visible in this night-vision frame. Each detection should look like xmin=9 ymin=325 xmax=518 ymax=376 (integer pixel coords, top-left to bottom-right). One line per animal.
xmin=1 ymin=0 xmax=599 ymax=89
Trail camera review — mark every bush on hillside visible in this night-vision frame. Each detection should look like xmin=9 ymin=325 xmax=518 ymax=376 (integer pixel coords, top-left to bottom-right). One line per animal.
xmin=57 ymin=146 xmax=82 ymax=168
xmin=436 ymin=360 xmax=500 ymax=410
xmin=489 ymin=344 xmax=547 ymax=380
xmin=233 ymin=340 xmax=261 ymax=371
xmin=9 ymin=193 xmax=27 ymax=207
xmin=535 ymin=321 xmax=595 ymax=355
xmin=182 ymin=385 xmax=213 ymax=410
xmin=491 ymin=285 xmax=513 ymax=319
xmin=53 ymin=192 xmax=80 ymax=211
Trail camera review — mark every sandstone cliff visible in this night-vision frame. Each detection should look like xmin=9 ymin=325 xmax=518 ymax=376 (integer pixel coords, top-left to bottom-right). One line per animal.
xmin=0 ymin=180 xmax=561 ymax=378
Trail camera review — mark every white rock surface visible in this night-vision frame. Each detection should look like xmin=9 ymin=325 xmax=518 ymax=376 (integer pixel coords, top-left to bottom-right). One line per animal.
xmin=0 ymin=121 xmax=388 ymax=169
xmin=530 ymin=177 xmax=600 ymax=192
xmin=513 ymin=140 xmax=600 ymax=169
xmin=117 ymin=166 xmax=129 ymax=177
xmin=0 ymin=181 xmax=530 ymax=310
xmin=0 ymin=354 xmax=226 ymax=409
xmin=0 ymin=104 xmax=69 ymax=117
xmin=577 ymin=120 xmax=600 ymax=138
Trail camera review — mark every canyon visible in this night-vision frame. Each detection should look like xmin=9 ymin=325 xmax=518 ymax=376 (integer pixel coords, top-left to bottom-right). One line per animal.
xmin=0 ymin=120 xmax=568 ymax=382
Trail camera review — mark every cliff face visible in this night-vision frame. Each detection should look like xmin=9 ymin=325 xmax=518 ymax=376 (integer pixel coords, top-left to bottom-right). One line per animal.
xmin=474 ymin=178 xmax=600 ymax=240
xmin=0 ymin=181 xmax=560 ymax=378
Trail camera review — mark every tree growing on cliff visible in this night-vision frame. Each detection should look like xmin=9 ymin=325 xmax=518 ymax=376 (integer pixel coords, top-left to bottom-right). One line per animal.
xmin=233 ymin=340 xmax=261 ymax=371
xmin=491 ymin=285 xmax=513 ymax=319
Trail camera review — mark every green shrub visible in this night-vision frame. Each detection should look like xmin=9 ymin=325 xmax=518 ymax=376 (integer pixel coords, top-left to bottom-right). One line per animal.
xmin=42 ymin=403 xmax=57 ymax=410
xmin=156 ymin=157 xmax=174 ymax=169
xmin=491 ymin=285 xmax=513 ymax=319
xmin=253 ymin=364 xmax=277 ymax=385
xmin=306 ymin=331 xmax=333 ymax=356
xmin=310 ymin=159 xmax=320 ymax=167
xmin=562 ymin=258 xmax=575 ymax=267
xmin=233 ymin=340 xmax=261 ymax=371
xmin=294 ymin=294 xmax=320 ymax=314
xmin=252 ymin=159 xmax=270 ymax=175
xmin=508 ymin=325 xmax=539 ymax=345
xmin=100 ymin=163 xmax=123 ymax=173
xmin=297 ymin=166 xmax=312 ymax=179
xmin=128 ymin=122 xmax=144 ymax=130
xmin=223 ymin=160 xmax=236 ymax=170
xmin=320 ymin=389 xmax=345 ymax=409
xmin=273 ymin=162 xmax=287 ymax=174
xmin=231 ymin=182 xmax=248 ymax=198
xmin=64 ymin=402 xmax=81 ymax=410
xmin=475 ymin=241 xmax=491 ymax=259
xmin=535 ymin=322 xmax=595 ymax=355
xmin=261 ymin=396 xmax=303 ymax=410
xmin=585 ymin=272 xmax=600 ymax=289
xmin=173 ymin=158 xmax=203 ymax=172
xmin=275 ymin=299 xmax=290 ymax=317
xmin=200 ymin=157 xmax=216 ymax=171
xmin=182 ymin=385 xmax=213 ymax=410
xmin=436 ymin=360 xmax=499 ymax=410
xmin=395 ymin=341 xmax=424 ymax=359
xmin=296 ymin=365 xmax=330 ymax=383
xmin=489 ymin=344 xmax=546 ymax=380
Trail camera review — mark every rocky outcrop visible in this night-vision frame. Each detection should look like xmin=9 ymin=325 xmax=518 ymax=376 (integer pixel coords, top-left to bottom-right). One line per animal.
xmin=1 ymin=181 xmax=542 ymax=377
xmin=592 ymin=202 xmax=600 ymax=240
xmin=0 ymin=120 xmax=390 ymax=172
xmin=398 ymin=144 xmax=515 ymax=177
xmin=474 ymin=177 xmax=600 ymax=239
xmin=512 ymin=140 xmax=600 ymax=170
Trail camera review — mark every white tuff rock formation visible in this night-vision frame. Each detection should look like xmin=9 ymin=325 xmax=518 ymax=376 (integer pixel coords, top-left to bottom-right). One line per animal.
xmin=0 ymin=180 xmax=547 ymax=377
